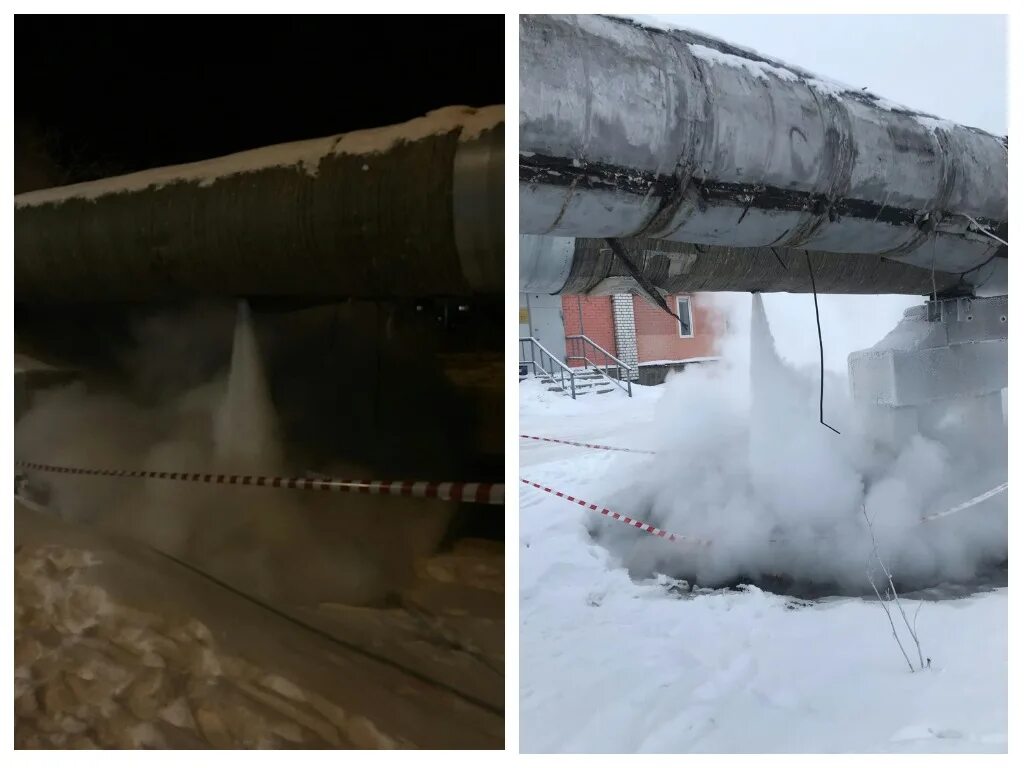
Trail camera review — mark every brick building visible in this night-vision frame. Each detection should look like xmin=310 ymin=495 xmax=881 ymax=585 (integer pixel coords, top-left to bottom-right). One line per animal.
xmin=520 ymin=290 xmax=721 ymax=386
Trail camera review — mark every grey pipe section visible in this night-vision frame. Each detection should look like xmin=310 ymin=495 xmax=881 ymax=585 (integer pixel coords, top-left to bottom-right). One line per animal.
xmin=520 ymin=234 xmax=975 ymax=296
xmin=16 ymin=106 xmax=503 ymax=302
xmin=520 ymin=15 xmax=1007 ymax=283
xmin=519 ymin=235 xmax=576 ymax=293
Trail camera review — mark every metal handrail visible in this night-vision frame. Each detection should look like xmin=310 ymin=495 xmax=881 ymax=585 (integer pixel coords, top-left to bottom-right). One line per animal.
xmin=522 ymin=337 xmax=574 ymax=376
xmin=518 ymin=337 xmax=577 ymax=399
xmin=564 ymin=334 xmax=633 ymax=397
xmin=564 ymin=335 xmax=631 ymax=369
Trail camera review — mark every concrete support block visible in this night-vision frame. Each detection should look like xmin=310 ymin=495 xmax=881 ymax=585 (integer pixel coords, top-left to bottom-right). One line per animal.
xmin=849 ymin=339 xmax=1007 ymax=408
xmin=849 ymin=294 xmax=1007 ymax=408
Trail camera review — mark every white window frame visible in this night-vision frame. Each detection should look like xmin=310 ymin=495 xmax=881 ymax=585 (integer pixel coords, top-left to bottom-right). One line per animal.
xmin=677 ymin=296 xmax=694 ymax=338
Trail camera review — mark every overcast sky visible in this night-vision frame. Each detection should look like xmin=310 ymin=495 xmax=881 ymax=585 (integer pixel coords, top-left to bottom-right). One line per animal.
xmin=650 ymin=14 xmax=1007 ymax=372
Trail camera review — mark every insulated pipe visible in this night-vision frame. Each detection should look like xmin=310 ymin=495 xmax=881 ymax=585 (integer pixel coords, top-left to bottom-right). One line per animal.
xmin=519 ymin=234 xmax=967 ymax=296
xmin=16 ymin=106 xmax=503 ymax=302
xmin=520 ymin=15 xmax=1007 ymax=285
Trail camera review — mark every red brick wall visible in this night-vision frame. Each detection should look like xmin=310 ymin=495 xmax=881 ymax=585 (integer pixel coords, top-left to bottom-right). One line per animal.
xmin=561 ymin=295 xmax=615 ymax=367
xmin=633 ymin=293 xmax=720 ymax=363
xmin=560 ymin=293 xmax=721 ymax=366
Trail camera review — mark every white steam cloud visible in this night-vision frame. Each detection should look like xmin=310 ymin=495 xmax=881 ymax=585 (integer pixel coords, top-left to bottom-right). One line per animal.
xmin=15 ymin=302 xmax=452 ymax=607
xmin=594 ymin=294 xmax=1007 ymax=594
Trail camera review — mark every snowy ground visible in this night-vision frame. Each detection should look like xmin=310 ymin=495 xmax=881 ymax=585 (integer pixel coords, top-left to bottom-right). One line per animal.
xmin=519 ymin=379 xmax=1007 ymax=753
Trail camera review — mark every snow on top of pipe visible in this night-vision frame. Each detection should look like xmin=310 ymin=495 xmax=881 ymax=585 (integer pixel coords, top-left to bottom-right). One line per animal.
xmin=631 ymin=14 xmax=1004 ymax=141
xmin=457 ymin=104 xmax=505 ymax=140
xmin=914 ymin=115 xmax=964 ymax=133
xmin=688 ymin=43 xmax=798 ymax=83
xmin=15 ymin=105 xmax=504 ymax=208
xmin=615 ymin=14 xmax=977 ymax=132
xmin=684 ymin=39 xmax=927 ymax=118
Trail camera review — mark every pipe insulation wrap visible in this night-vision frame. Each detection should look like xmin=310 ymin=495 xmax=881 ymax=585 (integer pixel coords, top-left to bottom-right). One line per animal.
xmin=520 ymin=235 xmax=975 ymax=296
xmin=16 ymin=105 xmax=504 ymax=302
xmin=519 ymin=15 xmax=1007 ymax=277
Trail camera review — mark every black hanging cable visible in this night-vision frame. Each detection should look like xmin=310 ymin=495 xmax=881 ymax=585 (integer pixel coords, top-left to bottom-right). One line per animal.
xmin=805 ymin=250 xmax=840 ymax=435
xmin=930 ymin=234 xmax=938 ymax=304
xmin=604 ymin=237 xmax=681 ymax=321
xmin=768 ymin=246 xmax=788 ymax=271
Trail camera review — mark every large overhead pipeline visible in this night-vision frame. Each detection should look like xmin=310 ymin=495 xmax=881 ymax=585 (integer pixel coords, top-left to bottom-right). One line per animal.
xmin=519 ymin=235 xmax=968 ymax=297
xmin=519 ymin=15 xmax=1007 ymax=294
xmin=16 ymin=106 xmax=503 ymax=303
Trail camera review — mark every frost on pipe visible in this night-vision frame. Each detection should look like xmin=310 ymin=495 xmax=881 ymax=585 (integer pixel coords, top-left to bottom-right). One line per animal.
xmin=15 ymin=105 xmax=504 ymax=302
xmin=520 ymin=15 xmax=1007 ymax=288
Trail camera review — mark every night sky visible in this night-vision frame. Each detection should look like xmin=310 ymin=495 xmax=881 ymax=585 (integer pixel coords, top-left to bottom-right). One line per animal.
xmin=15 ymin=15 xmax=504 ymax=188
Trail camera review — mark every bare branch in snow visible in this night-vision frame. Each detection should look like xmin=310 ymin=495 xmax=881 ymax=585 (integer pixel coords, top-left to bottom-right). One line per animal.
xmin=861 ymin=504 xmax=926 ymax=672
xmin=866 ymin=563 xmax=914 ymax=673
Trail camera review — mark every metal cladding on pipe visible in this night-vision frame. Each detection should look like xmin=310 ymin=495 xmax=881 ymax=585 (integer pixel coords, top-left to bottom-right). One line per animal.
xmin=16 ymin=106 xmax=504 ymax=302
xmin=519 ymin=15 xmax=1007 ymax=287
xmin=453 ymin=119 xmax=505 ymax=293
xmin=519 ymin=235 xmax=576 ymax=293
xmin=519 ymin=234 xmax=966 ymax=296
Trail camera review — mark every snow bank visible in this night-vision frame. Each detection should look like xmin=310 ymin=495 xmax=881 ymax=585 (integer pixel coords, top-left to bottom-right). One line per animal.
xmin=520 ymin=343 xmax=1007 ymax=752
xmin=520 ymin=545 xmax=1007 ymax=753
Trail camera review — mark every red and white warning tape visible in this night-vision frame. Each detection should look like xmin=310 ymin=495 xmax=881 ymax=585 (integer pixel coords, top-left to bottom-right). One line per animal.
xmin=16 ymin=461 xmax=504 ymax=505
xmin=522 ymin=475 xmax=1007 ymax=546
xmin=523 ymin=433 xmax=1008 ymax=522
xmin=921 ymin=482 xmax=1008 ymax=523
xmin=519 ymin=434 xmax=656 ymax=455
xmin=520 ymin=478 xmax=709 ymax=546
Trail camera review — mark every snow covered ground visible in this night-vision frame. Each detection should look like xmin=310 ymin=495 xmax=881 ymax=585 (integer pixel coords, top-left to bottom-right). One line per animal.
xmin=519 ymin=378 xmax=1007 ymax=753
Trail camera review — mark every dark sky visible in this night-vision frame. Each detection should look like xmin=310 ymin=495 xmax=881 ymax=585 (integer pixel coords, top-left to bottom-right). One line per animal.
xmin=15 ymin=15 xmax=504 ymax=186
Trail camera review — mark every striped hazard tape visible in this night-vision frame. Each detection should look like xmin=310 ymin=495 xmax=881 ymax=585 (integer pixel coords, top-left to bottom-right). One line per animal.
xmin=522 ymin=435 xmax=1007 ymax=524
xmin=16 ymin=461 xmax=504 ymax=505
xmin=520 ymin=478 xmax=709 ymax=546
xmin=521 ymin=473 xmax=1006 ymax=550
xmin=921 ymin=482 xmax=1008 ymax=523
xmin=519 ymin=434 xmax=656 ymax=455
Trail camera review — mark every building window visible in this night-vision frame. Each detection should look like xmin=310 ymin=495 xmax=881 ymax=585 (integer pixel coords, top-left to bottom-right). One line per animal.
xmin=677 ymin=296 xmax=694 ymax=338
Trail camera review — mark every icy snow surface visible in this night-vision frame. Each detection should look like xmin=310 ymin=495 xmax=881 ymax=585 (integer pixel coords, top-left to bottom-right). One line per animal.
xmin=519 ymin=375 xmax=1006 ymax=753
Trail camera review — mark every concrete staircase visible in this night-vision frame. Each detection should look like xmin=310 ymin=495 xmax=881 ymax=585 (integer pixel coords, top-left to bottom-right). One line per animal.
xmin=557 ymin=368 xmax=614 ymax=396
xmin=518 ymin=368 xmax=616 ymax=397
xmin=519 ymin=336 xmax=633 ymax=399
